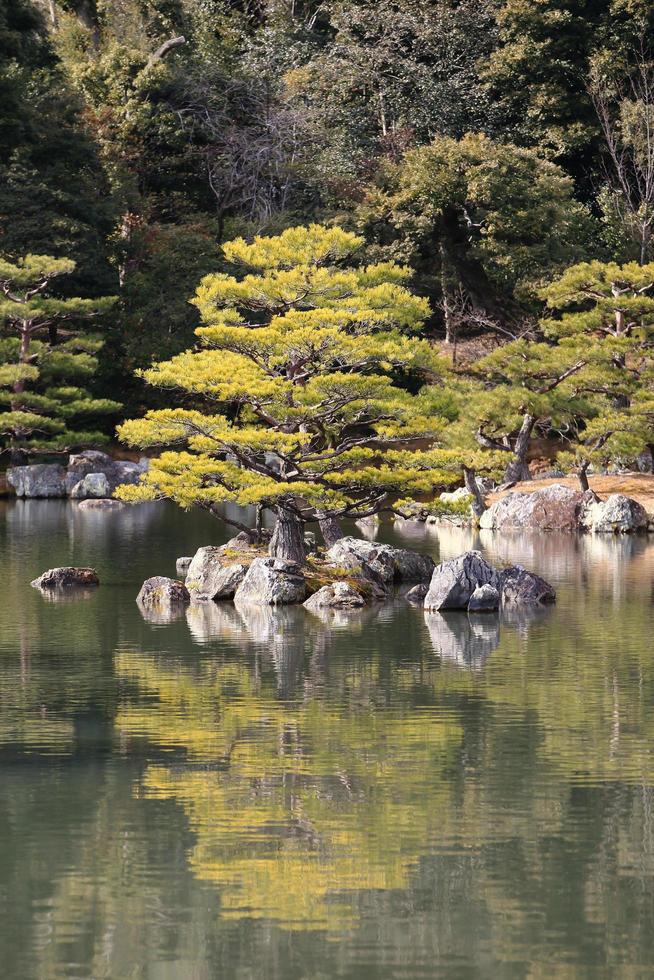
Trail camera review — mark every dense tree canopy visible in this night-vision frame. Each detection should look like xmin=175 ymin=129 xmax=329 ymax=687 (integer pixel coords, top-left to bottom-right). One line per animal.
xmin=116 ymin=225 xmax=459 ymax=554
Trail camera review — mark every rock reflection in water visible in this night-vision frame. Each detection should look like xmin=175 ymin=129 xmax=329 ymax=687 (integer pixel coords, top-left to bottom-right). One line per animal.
xmin=424 ymin=611 xmax=500 ymax=668
xmin=33 ymin=586 xmax=98 ymax=604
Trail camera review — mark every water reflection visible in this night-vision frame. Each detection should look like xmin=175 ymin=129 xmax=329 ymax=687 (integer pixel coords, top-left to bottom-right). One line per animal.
xmin=424 ymin=611 xmax=500 ymax=668
xmin=3 ymin=501 xmax=654 ymax=976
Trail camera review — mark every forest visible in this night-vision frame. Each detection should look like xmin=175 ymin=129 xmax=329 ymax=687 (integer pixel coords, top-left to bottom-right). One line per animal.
xmin=2 ymin=0 xmax=654 ymax=515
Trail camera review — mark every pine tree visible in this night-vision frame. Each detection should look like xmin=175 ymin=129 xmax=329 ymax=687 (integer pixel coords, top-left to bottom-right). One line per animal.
xmin=117 ymin=224 xmax=458 ymax=561
xmin=0 ymin=254 xmax=119 ymax=458
xmin=541 ymin=260 xmax=654 ymax=486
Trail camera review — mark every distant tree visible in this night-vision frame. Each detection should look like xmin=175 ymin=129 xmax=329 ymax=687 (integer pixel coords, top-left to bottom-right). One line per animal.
xmin=0 ymin=0 xmax=113 ymax=291
xmin=117 ymin=225 xmax=457 ymax=561
xmin=590 ymin=45 xmax=654 ymax=264
xmin=360 ymin=134 xmax=594 ymax=341
xmin=0 ymin=254 xmax=118 ymax=457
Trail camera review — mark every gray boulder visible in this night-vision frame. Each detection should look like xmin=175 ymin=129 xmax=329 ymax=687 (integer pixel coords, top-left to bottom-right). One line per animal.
xmin=304 ymin=582 xmax=366 ymax=613
xmin=468 ymin=583 xmax=500 ymax=612
xmin=327 ymin=537 xmax=395 ymax=584
xmin=234 ymin=556 xmax=306 ymax=605
xmin=70 ymin=472 xmax=110 ymax=499
xmin=326 ymin=536 xmax=434 ymax=583
xmin=7 ymin=463 xmax=66 ymax=498
xmin=580 ymin=493 xmax=648 ymax=533
xmin=480 ymin=484 xmax=584 ymax=532
xmin=405 ymin=583 xmax=429 ymax=604
xmin=137 ymin=576 xmax=189 ymax=608
xmin=499 ymin=565 xmax=556 ymax=605
xmin=424 ymin=551 xmax=498 ymax=611
xmin=185 ymin=545 xmax=248 ymax=600
xmin=176 ymin=556 xmax=193 ymax=574
xmin=31 ymin=566 xmax=99 ymax=588
xmin=65 ymin=450 xmax=148 ymax=496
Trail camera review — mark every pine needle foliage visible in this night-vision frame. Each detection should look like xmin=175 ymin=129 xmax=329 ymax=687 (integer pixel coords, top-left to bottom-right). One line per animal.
xmin=117 ymin=224 xmax=458 ymax=527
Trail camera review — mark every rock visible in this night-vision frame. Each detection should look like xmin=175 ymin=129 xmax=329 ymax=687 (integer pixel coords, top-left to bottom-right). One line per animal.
xmin=392 ymin=548 xmax=435 ymax=582
xmin=304 ymin=582 xmax=366 ymax=612
xmin=327 ymin=537 xmax=395 ymax=583
xmin=439 ymin=487 xmax=472 ymax=503
xmin=405 ymin=583 xmax=429 ymax=604
xmin=77 ymin=498 xmax=124 ymax=510
xmin=70 ymin=471 xmax=110 ymax=499
xmin=480 ymin=484 xmax=584 ymax=532
xmin=580 ymin=493 xmax=648 ymax=534
xmin=326 ymin=536 xmax=434 ymax=583
xmin=176 ymin=556 xmax=193 ymax=574
xmin=499 ymin=565 xmax=556 ymax=605
xmin=185 ymin=545 xmax=248 ymax=600
xmin=234 ymin=556 xmax=306 ymax=605
xmin=468 ymin=583 xmax=500 ymax=612
xmin=424 ymin=611 xmax=500 ymax=668
xmin=31 ymin=566 xmax=99 ymax=588
xmin=424 ymin=551 xmax=498 ymax=611
xmin=65 ymin=450 xmax=148 ymax=496
xmin=137 ymin=576 xmax=189 ymax=609
xmin=7 ymin=463 xmax=66 ymax=498
xmin=224 ymin=531 xmax=256 ymax=549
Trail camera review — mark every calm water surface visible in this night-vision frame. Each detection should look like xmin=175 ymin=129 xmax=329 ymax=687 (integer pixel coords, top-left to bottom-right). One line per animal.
xmin=2 ymin=500 xmax=654 ymax=979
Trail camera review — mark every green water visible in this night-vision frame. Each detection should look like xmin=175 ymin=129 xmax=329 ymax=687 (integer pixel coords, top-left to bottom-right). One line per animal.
xmin=2 ymin=500 xmax=654 ymax=979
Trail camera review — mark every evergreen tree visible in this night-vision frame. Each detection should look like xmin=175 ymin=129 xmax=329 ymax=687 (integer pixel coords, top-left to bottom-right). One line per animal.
xmin=360 ymin=133 xmax=594 ymax=338
xmin=0 ymin=254 xmax=119 ymax=457
xmin=117 ymin=225 xmax=457 ymax=560
xmin=0 ymin=0 xmax=113 ymax=291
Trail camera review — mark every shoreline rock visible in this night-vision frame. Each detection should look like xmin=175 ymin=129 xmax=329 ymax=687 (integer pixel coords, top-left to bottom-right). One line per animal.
xmin=580 ymin=493 xmax=648 ymax=534
xmin=480 ymin=484 xmax=583 ymax=532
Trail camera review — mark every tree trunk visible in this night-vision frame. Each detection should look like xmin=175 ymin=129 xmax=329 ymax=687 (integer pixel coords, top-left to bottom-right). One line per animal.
xmin=463 ymin=466 xmax=486 ymax=518
xmin=269 ymin=507 xmax=306 ymax=563
xmin=317 ymin=511 xmax=345 ymax=548
xmin=503 ymin=413 xmax=535 ymax=483
xmin=578 ymin=462 xmax=590 ymax=493
xmin=440 ymin=241 xmax=455 ymax=345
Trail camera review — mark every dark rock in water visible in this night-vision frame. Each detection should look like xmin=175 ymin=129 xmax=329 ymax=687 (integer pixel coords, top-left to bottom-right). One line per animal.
xmin=424 ymin=551 xmax=498 ymax=611
xmin=304 ymin=582 xmax=366 ymax=612
xmin=405 ymin=583 xmax=429 ymax=604
xmin=77 ymin=498 xmax=124 ymax=511
xmin=8 ymin=464 xmax=66 ymax=498
xmin=468 ymin=583 xmax=500 ymax=612
xmin=185 ymin=545 xmax=248 ymax=600
xmin=31 ymin=566 xmax=99 ymax=588
xmin=480 ymin=484 xmax=583 ymax=532
xmin=137 ymin=576 xmax=189 ymax=608
xmin=580 ymin=493 xmax=648 ymax=533
xmin=499 ymin=565 xmax=556 ymax=605
xmin=234 ymin=556 xmax=306 ymax=605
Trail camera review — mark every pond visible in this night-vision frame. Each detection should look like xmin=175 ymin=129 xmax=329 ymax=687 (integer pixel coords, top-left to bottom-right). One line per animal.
xmin=1 ymin=499 xmax=654 ymax=978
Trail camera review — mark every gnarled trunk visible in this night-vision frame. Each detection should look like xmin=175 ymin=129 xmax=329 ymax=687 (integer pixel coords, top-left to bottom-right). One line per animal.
xmin=463 ymin=466 xmax=486 ymax=518
xmin=503 ymin=413 xmax=535 ymax=483
xmin=317 ymin=510 xmax=345 ymax=548
xmin=269 ymin=507 xmax=306 ymax=563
